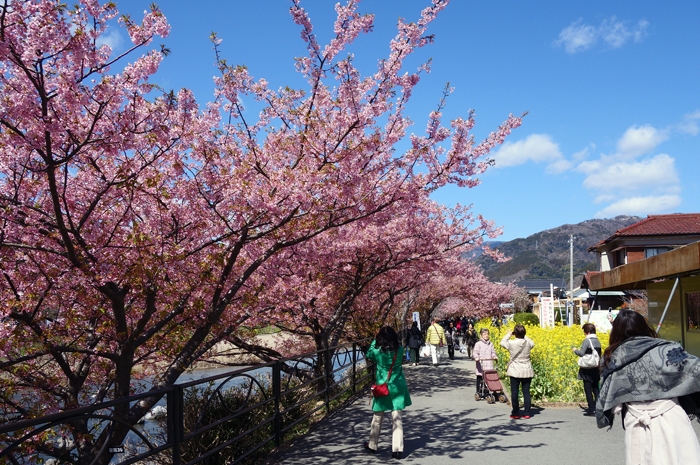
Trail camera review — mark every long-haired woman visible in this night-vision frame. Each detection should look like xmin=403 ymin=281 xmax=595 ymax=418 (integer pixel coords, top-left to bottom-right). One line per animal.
xmin=597 ymin=309 xmax=700 ymax=464
xmin=364 ymin=326 xmax=412 ymax=460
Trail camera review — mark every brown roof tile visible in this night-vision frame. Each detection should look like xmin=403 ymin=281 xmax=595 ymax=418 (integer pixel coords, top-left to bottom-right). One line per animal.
xmin=587 ymin=213 xmax=700 ymax=251
xmin=614 ymin=213 xmax=700 ymax=236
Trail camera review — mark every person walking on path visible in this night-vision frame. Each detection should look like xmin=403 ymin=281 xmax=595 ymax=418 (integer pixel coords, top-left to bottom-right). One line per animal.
xmin=500 ymin=324 xmax=535 ymax=419
xmin=572 ymin=323 xmax=601 ymax=417
xmin=597 ymin=309 xmax=700 ymax=465
xmin=473 ymin=327 xmax=497 ymax=397
xmin=424 ymin=318 xmax=446 ymax=367
xmin=464 ymin=323 xmax=477 ymax=359
xmin=364 ymin=326 xmax=412 ymax=460
xmin=445 ymin=321 xmax=457 ymax=360
xmin=405 ymin=321 xmax=423 ymax=366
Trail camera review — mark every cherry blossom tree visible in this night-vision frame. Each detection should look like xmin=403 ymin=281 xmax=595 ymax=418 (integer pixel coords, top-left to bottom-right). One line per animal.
xmin=225 ymin=198 xmax=515 ymax=376
xmin=407 ymin=260 xmax=519 ymax=323
xmin=0 ymin=0 xmax=521 ymax=461
xmin=243 ymin=198 xmax=486 ymax=353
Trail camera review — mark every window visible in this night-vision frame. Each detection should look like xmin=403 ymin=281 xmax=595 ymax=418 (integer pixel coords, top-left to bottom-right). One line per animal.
xmin=688 ymin=291 xmax=700 ymax=331
xmin=614 ymin=249 xmax=626 ymax=267
xmin=645 ymin=247 xmax=671 ymax=259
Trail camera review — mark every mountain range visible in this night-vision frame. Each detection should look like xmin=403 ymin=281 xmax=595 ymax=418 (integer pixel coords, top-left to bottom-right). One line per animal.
xmin=475 ymin=215 xmax=643 ymax=285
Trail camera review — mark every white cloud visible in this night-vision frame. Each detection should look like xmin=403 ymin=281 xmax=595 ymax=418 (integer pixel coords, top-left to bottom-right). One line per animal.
xmin=594 ymin=194 xmax=617 ymax=204
xmin=579 ymin=153 xmax=678 ymax=191
xmin=600 ymin=17 xmax=631 ymax=48
xmin=492 ymin=133 xmax=570 ymax=173
xmin=96 ymin=29 xmax=124 ymax=50
xmin=595 ymin=195 xmax=681 ymax=218
xmin=616 ymin=125 xmax=668 ymax=159
xmin=578 ymin=121 xmax=683 ymax=219
xmin=600 ymin=17 xmax=649 ymax=48
xmin=554 ymin=20 xmax=597 ymax=54
xmin=577 ymin=158 xmax=602 ymax=174
xmin=677 ymin=110 xmax=700 ymax=136
xmin=555 ymin=17 xmax=649 ymax=54
xmin=571 ymin=146 xmax=591 ymax=162
xmin=634 ymin=20 xmax=650 ymax=42
xmin=546 ymin=159 xmax=573 ymax=174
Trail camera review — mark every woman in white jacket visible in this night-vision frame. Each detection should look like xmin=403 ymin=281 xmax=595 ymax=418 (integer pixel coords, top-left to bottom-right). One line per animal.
xmin=501 ymin=324 xmax=535 ymax=419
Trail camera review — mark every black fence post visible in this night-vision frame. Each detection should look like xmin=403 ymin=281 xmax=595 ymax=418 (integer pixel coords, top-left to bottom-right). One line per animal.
xmin=352 ymin=342 xmax=357 ymax=395
xmin=273 ymin=360 xmax=282 ymax=447
xmin=168 ymin=385 xmax=184 ymax=465
xmin=324 ymin=344 xmax=331 ymax=414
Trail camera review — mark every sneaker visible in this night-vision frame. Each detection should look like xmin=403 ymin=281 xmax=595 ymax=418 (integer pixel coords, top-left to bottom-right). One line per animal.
xmin=392 ymin=451 xmax=403 ymax=460
xmin=522 ymin=415 xmax=531 ymax=419
xmin=509 ymin=415 xmax=520 ymax=419
xmin=583 ymin=412 xmax=595 ymax=417
xmin=363 ymin=441 xmax=376 ymax=454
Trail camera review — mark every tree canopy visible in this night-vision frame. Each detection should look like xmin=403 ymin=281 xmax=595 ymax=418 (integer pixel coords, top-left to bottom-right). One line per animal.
xmin=0 ymin=0 xmax=521 ymax=462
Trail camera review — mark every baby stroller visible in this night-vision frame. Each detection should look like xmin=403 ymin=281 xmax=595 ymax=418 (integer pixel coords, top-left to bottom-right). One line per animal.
xmin=474 ymin=359 xmax=509 ymax=404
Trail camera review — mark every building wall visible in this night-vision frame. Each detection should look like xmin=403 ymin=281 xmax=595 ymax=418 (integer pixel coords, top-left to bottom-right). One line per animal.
xmin=647 ymin=275 xmax=700 ymax=357
xmin=627 ymin=247 xmax=645 ymax=263
xmin=593 ymin=234 xmax=700 ymax=271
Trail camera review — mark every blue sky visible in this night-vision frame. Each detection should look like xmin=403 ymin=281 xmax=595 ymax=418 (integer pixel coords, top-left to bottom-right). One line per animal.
xmin=106 ymin=0 xmax=700 ymax=242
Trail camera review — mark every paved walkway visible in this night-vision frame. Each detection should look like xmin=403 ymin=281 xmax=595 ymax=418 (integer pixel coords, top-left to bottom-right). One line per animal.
xmin=271 ymin=350 xmax=700 ymax=464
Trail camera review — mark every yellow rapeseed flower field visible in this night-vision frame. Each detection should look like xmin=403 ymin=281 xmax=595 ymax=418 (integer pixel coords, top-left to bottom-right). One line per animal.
xmin=477 ymin=319 xmax=609 ymax=403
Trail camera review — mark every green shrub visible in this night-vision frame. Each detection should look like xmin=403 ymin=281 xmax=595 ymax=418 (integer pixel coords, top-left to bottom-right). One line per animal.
xmin=513 ymin=312 xmax=539 ymax=326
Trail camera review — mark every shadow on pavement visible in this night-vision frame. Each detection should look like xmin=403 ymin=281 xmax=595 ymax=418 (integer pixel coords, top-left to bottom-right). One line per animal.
xmin=265 ymin=355 xmax=580 ymax=464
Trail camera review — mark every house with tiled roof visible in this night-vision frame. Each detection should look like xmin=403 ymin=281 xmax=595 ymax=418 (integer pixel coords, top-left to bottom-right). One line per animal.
xmin=587 ymin=213 xmax=700 ymax=271
xmin=512 ymin=278 xmax=568 ymax=298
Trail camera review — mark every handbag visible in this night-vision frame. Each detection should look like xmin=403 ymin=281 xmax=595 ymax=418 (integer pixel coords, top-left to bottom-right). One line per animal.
xmin=578 ymin=349 xmax=600 ymax=368
xmin=371 ymin=350 xmax=398 ymax=397
xmin=577 ymin=336 xmax=601 ymax=368
xmin=420 ymin=344 xmax=430 ymax=357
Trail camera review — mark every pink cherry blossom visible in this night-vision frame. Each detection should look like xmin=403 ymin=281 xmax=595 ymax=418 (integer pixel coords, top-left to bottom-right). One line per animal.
xmin=0 ymin=1 xmax=521 ymax=461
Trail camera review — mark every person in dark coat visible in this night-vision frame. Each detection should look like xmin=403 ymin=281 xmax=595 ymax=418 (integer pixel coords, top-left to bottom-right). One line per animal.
xmin=464 ymin=323 xmax=478 ymax=360
xmin=572 ymin=323 xmax=602 ymax=416
xmin=405 ymin=321 xmax=423 ymax=366
xmin=445 ymin=321 xmax=457 ymax=360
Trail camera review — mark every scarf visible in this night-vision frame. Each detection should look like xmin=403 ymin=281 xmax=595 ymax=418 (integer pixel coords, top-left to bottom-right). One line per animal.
xmin=597 ymin=336 xmax=700 ymax=429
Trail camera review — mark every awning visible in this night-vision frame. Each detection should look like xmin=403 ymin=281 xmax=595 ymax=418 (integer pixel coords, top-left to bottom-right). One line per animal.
xmin=585 ymin=242 xmax=700 ymax=291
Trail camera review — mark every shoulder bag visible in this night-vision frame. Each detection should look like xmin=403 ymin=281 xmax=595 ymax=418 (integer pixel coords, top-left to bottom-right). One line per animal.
xmin=434 ymin=323 xmax=445 ymax=347
xmin=578 ymin=347 xmax=600 ymax=368
xmin=506 ymin=343 xmax=526 ymax=371
xmin=371 ymin=350 xmax=398 ymax=397
xmin=578 ymin=336 xmax=600 ymax=368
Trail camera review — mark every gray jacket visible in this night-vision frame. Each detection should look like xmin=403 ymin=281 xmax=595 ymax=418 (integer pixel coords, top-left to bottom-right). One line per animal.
xmin=574 ymin=333 xmax=601 ymax=358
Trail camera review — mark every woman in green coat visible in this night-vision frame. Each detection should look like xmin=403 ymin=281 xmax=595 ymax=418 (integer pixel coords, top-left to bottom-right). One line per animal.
xmin=364 ymin=326 xmax=412 ymax=460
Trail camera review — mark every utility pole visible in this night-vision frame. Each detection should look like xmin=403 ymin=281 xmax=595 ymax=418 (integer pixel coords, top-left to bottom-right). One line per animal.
xmin=569 ymin=234 xmax=575 ymax=326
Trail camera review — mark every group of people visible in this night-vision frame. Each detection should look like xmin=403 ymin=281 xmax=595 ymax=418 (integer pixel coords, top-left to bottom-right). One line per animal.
xmin=365 ymin=310 xmax=700 ymax=463
xmin=404 ymin=318 xmax=479 ymax=367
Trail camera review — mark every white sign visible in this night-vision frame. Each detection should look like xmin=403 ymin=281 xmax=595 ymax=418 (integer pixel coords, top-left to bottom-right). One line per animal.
xmin=540 ymin=297 xmax=555 ymax=327
xmin=584 ymin=309 xmax=616 ymax=333
xmin=412 ymin=312 xmax=421 ymax=330
xmin=499 ymin=303 xmax=514 ymax=308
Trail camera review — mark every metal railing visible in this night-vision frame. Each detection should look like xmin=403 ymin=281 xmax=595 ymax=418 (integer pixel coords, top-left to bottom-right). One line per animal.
xmin=0 ymin=339 xmax=373 ymax=465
